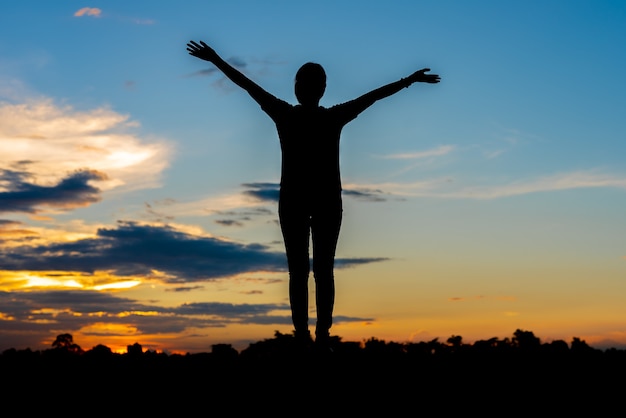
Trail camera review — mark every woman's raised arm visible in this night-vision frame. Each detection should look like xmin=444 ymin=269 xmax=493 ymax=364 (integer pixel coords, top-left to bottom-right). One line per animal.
xmin=345 ymin=68 xmax=441 ymax=116
xmin=186 ymin=40 xmax=273 ymax=106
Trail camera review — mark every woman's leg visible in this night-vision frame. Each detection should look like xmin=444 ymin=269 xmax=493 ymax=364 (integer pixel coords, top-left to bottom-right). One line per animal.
xmin=311 ymin=200 xmax=342 ymax=341
xmin=278 ymin=198 xmax=311 ymax=338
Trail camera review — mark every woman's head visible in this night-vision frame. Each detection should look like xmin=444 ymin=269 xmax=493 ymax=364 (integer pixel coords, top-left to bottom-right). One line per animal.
xmin=295 ymin=62 xmax=326 ymax=106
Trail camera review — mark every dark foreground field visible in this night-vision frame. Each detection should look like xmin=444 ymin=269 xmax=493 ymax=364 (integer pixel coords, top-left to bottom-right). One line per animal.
xmin=2 ymin=329 xmax=625 ymax=414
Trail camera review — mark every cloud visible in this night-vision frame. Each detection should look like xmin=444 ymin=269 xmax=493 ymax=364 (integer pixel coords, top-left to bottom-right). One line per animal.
xmin=0 ymin=289 xmax=372 ymax=350
xmin=380 ymin=145 xmax=455 ymax=160
xmin=378 ymin=145 xmax=456 ymax=179
xmin=215 ymin=219 xmax=244 ymax=227
xmin=354 ymin=171 xmax=626 ymax=200
xmin=212 ymin=208 xmax=273 ymax=227
xmin=0 ymin=221 xmax=388 ymax=283
xmin=185 ymin=56 xmax=286 ymax=94
xmin=170 ymin=190 xmax=272 ymax=218
xmin=342 ymin=188 xmax=388 ymax=202
xmin=165 ymin=285 xmax=204 ymax=292
xmin=189 ymin=68 xmax=219 ymax=77
xmin=74 ymin=8 xmax=102 ymax=18
xmin=242 ymin=182 xmax=390 ymax=203
xmin=447 ymin=171 xmax=626 ymax=199
xmin=0 ymin=289 xmax=290 ymax=335
xmin=0 ymin=221 xmax=286 ymax=282
xmin=345 ymin=178 xmax=451 ymax=200
xmin=186 ymin=57 xmax=248 ymax=79
xmin=0 ymin=99 xmax=172 ymax=195
xmin=335 ymin=257 xmax=390 ymax=268
xmin=0 ymin=220 xmax=21 ymax=226
xmin=73 ymin=8 xmax=155 ymax=25
xmin=242 ymin=182 xmax=280 ymax=202
xmin=0 ymin=168 xmax=106 ymax=214
xmin=168 ymin=182 xmax=393 ymax=222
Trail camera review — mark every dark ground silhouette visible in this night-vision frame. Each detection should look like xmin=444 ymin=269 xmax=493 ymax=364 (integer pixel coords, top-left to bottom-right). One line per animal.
xmin=1 ymin=329 xmax=625 ymax=414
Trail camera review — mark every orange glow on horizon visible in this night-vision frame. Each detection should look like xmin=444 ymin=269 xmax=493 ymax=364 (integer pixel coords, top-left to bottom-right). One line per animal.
xmin=117 ymin=311 xmax=161 ymax=317
xmin=79 ymin=322 xmax=138 ymax=336
xmin=0 ymin=270 xmax=143 ymax=291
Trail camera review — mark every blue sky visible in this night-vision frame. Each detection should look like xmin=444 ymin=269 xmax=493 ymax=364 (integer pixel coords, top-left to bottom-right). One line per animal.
xmin=1 ymin=1 xmax=625 ymax=353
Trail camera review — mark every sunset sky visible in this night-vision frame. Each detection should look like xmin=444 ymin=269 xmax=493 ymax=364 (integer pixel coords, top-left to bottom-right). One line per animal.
xmin=1 ymin=1 xmax=625 ymax=354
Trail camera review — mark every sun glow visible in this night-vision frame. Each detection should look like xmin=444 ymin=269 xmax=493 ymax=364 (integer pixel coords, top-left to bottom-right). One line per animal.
xmin=0 ymin=270 xmax=143 ymax=291
xmin=25 ymin=275 xmax=82 ymax=289
xmin=31 ymin=308 xmax=80 ymax=317
xmin=117 ymin=311 xmax=161 ymax=317
xmin=79 ymin=322 xmax=139 ymax=336
xmin=93 ymin=280 xmax=142 ymax=290
xmin=107 ymin=150 xmax=153 ymax=168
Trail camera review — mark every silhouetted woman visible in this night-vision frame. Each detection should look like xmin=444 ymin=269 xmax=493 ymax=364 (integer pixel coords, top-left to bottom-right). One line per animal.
xmin=187 ymin=40 xmax=440 ymax=348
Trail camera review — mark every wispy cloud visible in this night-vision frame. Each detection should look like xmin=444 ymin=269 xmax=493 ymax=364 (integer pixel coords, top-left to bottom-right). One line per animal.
xmin=151 ymin=167 xmax=626 ymax=230
xmin=165 ymin=285 xmax=205 ymax=292
xmin=241 ymin=182 xmax=390 ymax=203
xmin=380 ymin=145 xmax=455 ymax=160
xmin=215 ymin=219 xmax=245 ymax=227
xmin=0 ymin=98 xmax=172 ymax=196
xmin=74 ymin=8 xmax=102 ymax=18
xmin=346 ymin=178 xmax=452 ymax=199
xmin=185 ymin=56 xmax=285 ymax=92
xmin=166 ymin=182 xmax=396 ymax=222
xmin=73 ymin=8 xmax=155 ymax=25
xmin=185 ymin=57 xmax=248 ymax=79
xmin=379 ymin=145 xmax=455 ymax=179
xmin=335 ymin=257 xmax=390 ymax=268
xmin=342 ymin=188 xmax=388 ymax=202
xmin=355 ymin=171 xmax=626 ymax=200
xmin=447 ymin=171 xmax=626 ymax=199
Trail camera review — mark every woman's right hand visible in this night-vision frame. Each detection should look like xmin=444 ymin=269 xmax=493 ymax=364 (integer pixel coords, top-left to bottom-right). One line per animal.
xmin=187 ymin=40 xmax=219 ymax=62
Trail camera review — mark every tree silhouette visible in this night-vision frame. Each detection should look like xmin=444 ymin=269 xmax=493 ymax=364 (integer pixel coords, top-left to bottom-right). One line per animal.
xmin=447 ymin=335 xmax=463 ymax=348
xmin=512 ymin=329 xmax=541 ymax=351
xmin=89 ymin=344 xmax=113 ymax=357
xmin=127 ymin=342 xmax=143 ymax=357
xmin=51 ymin=333 xmax=83 ymax=354
xmin=570 ymin=337 xmax=597 ymax=354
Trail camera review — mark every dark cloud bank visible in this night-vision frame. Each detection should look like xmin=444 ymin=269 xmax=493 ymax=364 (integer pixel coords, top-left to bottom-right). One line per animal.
xmin=241 ymin=182 xmax=389 ymax=204
xmin=0 ymin=221 xmax=388 ymax=282
xmin=0 ymin=168 xmax=105 ymax=214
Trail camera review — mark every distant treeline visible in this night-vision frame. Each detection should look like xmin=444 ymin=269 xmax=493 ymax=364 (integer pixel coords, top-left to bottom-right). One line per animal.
xmin=1 ymin=329 xmax=624 ymax=413
xmin=2 ymin=328 xmax=625 ymax=359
